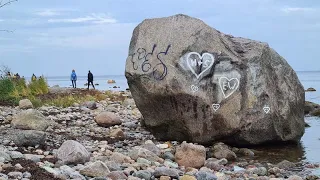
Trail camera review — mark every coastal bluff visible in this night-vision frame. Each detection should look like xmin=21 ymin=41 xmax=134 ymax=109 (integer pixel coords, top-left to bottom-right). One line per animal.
xmin=125 ymin=14 xmax=305 ymax=145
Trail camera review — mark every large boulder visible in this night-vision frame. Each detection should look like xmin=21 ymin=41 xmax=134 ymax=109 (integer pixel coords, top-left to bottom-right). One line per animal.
xmin=125 ymin=14 xmax=305 ymax=145
xmin=11 ymin=109 xmax=51 ymax=131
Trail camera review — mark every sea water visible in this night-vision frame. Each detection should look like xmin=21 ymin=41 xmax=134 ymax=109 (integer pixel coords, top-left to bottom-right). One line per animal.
xmin=46 ymin=75 xmax=129 ymax=91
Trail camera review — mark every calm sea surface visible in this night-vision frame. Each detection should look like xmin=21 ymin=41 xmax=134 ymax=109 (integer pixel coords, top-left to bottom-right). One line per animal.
xmin=297 ymin=71 xmax=320 ymax=170
xmin=46 ymin=75 xmax=129 ymax=91
xmin=46 ymin=72 xmax=320 ymax=171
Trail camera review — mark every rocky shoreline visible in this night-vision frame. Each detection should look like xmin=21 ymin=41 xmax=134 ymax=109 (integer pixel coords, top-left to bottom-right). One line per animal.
xmin=0 ymin=89 xmax=319 ymax=180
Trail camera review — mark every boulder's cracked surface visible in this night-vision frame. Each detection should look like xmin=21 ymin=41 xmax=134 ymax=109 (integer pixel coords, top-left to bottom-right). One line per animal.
xmin=125 ymin=14 xmax=305 ymax=145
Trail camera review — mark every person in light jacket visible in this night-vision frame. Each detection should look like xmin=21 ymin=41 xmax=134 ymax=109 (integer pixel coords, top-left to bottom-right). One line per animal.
xmin=70 ymin=69 xmax=77 ymax=88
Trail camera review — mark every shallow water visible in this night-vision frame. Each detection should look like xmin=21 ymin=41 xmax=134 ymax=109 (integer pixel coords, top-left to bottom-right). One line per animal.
xmin=302 ymin=117 xmax=320 ymax=164
xmin=244 ymin=117 xmax=320 ymax=164
xmin=241 ymin=72 xmax=320 ymax=175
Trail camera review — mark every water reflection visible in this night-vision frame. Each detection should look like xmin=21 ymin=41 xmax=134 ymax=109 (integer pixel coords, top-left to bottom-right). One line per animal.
xmin=250 ymin=142 xmax=306 ymax=164
xmin=302 ymin=117 xmax=320 ymax=164
xmin=240 ymin=117 xmax=320 ymax=165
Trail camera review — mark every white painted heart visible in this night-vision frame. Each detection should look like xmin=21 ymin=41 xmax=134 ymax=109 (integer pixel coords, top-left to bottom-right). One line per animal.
xmin=263 ymin=106 xmax=270 ymax=114
xmin=212 ymin=104 xmax=220 ymax=112
xmin=186 ymin=52 xmax=215 ymax=80
xmin=191 ymin=85 xmax=199 ymax=92
xmin=219 ymin=77 xmax=240 ymax=99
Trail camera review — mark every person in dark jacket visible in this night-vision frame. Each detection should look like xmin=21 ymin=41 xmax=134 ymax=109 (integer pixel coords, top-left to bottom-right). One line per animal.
xmin=87 ymin=70 xmax=95 ymax=90
xmin=70 ymin=70 xmax=77 ymax=88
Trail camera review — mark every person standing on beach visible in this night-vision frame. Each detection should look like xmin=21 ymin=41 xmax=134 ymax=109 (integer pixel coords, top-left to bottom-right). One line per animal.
xmin=70 ymin=70 xmax=77 ymax=88
xmin=87 ymin=70 xmax=95 ymax=90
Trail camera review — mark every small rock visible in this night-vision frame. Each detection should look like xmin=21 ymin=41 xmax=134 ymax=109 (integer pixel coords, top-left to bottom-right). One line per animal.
xmin=159 ymin=176 xmax=171 ymax=180
xmin=204 ymin=159 xmax=223 ymax=171
xmin=59 ymin=165 xmax=85 ymax=179
xmin=212 ymin=143 xmax=237 ymax=160
xmin=123 ymin=99 xmax=136 ymax=108
xmin=215 ymin=172 xmax=228 ymax=180
xmin=42 ymin=166 xmax=61 ymax=177
xmin=238 ymin=148 xmax=254 ymax=157
xmin=268 ymin=167 xmax=281 ymax=174
xmin=13 ymin=130 xmax=46 ymax=147
xmin=123 ymin=122 xmax=138 ymax=129
xmin=8 ymin=151 xmax=24 ymax=159
xmin=306 ymin=87 xmax=316 ymax=92
xmin=82 ymin=101 xmax=97 ymax=110
xmin=129 ymin=147 xmax=160 ymax=162
xmin=56 ymin=140 xmax=90 ymax=165
xmin=195 ymin=171 xmax=217 ymax=180
xmin=107 ymin=80 xmax=116 ymax=84
xmin=95 ymin=112 xmax=122 ymax=127
xmin=133 ymin=170 xmax=152 ymax=180
xmin=164 ymin=160 xmax=179 ymax=169
xmin=24 ymin=154 xmax=44 ymax=162
xmin=181 ymin=175 xmax=197 ymax=180
xmin=19 ymin=99 xmax=33 ymax=109
xmin=288 ymin=175 xmax=303 ymax=180
xmin=110 ymin=128 xmax=125 ymax=140
xmin=247 ymin=167 xmax=267 ymax=176
xmin=310 ymin=109 xmax=320 ymax=116
xmin=128 ymin=176 xmax=141 ymax=180
xmin=106 ymin=171 xmax=127 ymax=180
xmin=305 ymin=122 xmax=311 ymax=127
xmin=137 ymin=158 xmax=152 ymax=165
xmin=0 ymin=173 xmax=8 ymax=180
xmin=80 ymin=161 xmax=110 ymax=177
xmin=157 ymin=144 xmax=169 ymax=149
xmin=7 ymin=172 xmax=23 ymax=179
xmin=162 ymin=151 xmax=175 ymax=161
xmin=154 ymin=167 xmax=179 ymax=179
xmin=23 ymin=172 xmax=32 ymax=178
xmin=0 ymin=152 xmax=11 ymax=162
xmin=105 ymin=161 xmax=122 ymax=171
xmin=276 ymin=160 xmax=296 ymax=169
xmin=304 ymin=101 xmax=319 ymax=114
xmin=141 ymin=143 xmax=161 ymax=156
xmin=14 ymin=163 xmax=23 ymax=170
xmin=175 ymin=141 xmax=206 ymax=168
xmin=110 ymin=152 xmax=132 ymax=164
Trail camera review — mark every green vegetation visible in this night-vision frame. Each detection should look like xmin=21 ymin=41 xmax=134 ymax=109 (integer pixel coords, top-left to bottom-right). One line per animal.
xmin=41 ymin=93 xmax=108 ymax=108
xmin=0 ymin=76 xmax=114 ymax=108
xmin=0 ymin=77 xmax=49 ymax=106
xmin=0 ymin=66 xmax=124 ymax=108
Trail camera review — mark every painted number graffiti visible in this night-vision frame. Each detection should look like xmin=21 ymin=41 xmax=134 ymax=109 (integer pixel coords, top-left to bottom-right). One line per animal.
xmin=129 ymin=44 xmax=171 ymax=80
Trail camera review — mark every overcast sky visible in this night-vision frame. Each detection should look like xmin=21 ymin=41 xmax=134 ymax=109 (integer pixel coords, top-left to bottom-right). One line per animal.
xmin=0 ymin=0 xmax=319 ymax=76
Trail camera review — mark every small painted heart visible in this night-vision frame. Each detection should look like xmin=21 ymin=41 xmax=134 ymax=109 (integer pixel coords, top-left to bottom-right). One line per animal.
xmin=219 ymin=77 xmax=240 ymax=99
xmin=191 ymin=85 xmax=199 ymax=92
xmin=263 ymin=107 xmax=270 ymax=113
xmin=212 ymin=104 xmax=220 ymax=111
xmin=186 ymin=52 xmax=215 ymax=80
